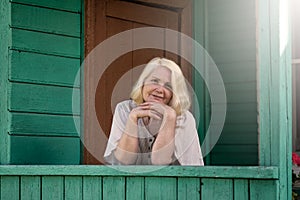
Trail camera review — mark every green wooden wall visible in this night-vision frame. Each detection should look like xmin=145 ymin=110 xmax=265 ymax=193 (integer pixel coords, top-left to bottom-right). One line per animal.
xmin=194 ymin=0 xmax=258 ymax=165
xmin=0 ymin=166 xmax=279 ymax=200
xmin=1 ymin=0 xmax=82 ymax=164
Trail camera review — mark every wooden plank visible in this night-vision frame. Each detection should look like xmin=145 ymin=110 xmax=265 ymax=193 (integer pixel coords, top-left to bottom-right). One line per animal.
xmin=201 ymin=178 xmax=233 ymax=200
xmin=65 ymin=176 xmax=83 ymax=200
xmin=20 ymin=176 xmax=40 ymax=200
xmin=0 ymin=176 xmax=19 ymax=200
xmin=83 ymin=177 xmax=102 ymax=200
xmin=145 ymin=177 xmax=177 ymax=199
xmin=9 ymin=112 xmax=80 ymax=137
xmin=210 ymin=145 xmax=258 ymax=165
xmin=177 ymin=178 xmax=200 ymax=200
xmin=126 ymin=177 xmax=144 ymax=200
xmin=133 ymin=0 xmax=190 ymax=8
xmin=0 ymin=166 xmax=279 ymax=179
xmin=102 ymin=177 xmax=125 ymax=200
xmin=11 ymin=28 xmax=80 ymax=58
xmin=11 ymin=3 xmax=80 ymax=37
xmin=234 ymin=179 xmax=248 ymax=200
xmin=42 ymin=176 xmax=64 ymax=200
xmin=249 ymin=180 xmax=278 ymax=199
xmin=9 ymin=82 xmax=80 ymax=115
xmin=107 ymin=1 xmax=179 ymax=30
xmin=0 ymin=0 xmax=10 ymax=164
xmin=11 ymin=0 xmax=81 ymax=13
xmin=9 ymin=50 xmax=80 ymax=87
xmin=10 ymin=136 xmax=80 ymax=164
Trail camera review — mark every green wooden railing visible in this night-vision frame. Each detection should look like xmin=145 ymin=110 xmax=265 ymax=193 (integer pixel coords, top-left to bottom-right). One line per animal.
xmin=0 ymin=166 xmax=278 ymax=200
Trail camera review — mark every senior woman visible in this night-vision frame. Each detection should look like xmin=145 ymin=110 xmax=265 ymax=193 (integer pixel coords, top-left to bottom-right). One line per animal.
xmin=104 ymin=57 xmax=204 ymax=166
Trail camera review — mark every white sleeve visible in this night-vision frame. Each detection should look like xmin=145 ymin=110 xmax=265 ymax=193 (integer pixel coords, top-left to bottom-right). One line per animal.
xmin=174 ymin=111 xmax=204 ymax=166
xmin=103 ymin=101 xmax=130 ymax=164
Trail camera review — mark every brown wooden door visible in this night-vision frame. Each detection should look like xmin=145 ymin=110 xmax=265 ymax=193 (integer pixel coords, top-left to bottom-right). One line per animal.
xmin=84 ymin=0 xmax=192 ymax=164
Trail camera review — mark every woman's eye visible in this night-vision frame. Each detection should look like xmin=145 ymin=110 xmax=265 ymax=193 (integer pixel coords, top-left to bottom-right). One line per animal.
xmin=165 ymin=83 xmax=172 ymax=90
xmin=151 ymin=79 xmax=159 ymax=83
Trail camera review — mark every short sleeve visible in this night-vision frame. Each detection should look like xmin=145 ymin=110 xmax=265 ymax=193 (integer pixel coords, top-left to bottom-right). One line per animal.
xmin=174 ymin=111 xmax=204 ymax=166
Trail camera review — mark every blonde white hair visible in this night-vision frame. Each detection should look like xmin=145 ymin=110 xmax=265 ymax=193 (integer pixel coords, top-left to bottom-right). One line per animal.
xmin=130 ymin=57 xmax=191 ymax=115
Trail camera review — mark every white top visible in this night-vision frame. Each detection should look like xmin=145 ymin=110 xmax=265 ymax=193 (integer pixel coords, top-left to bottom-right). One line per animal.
xmin=104 ymin=100 xmax=204 ymax=166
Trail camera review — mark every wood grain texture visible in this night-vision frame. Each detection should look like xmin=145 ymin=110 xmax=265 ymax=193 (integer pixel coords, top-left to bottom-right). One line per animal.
xmin=177 ymin=178 xmax=200 ymax=200
xmin=20 ymin=176 xmax=41 ymax=200
xmin=102 ymin=177 xmax=125 ymax=200
xmin=11 ymin=3 xmax=80 ymax=37
xmin=42 ymin=176 xmax=64 ymax=200
xmin=11 ymin=28 xmax=80 ymax=58
xmin=0 ymin=0 xmax=10 ymax=164
xmin=126 ymin=177 xmax=145 ymax=200
xmin=11 ymin=0 xmax=81 ymax=13
xmin=201 ymin=178 xmax=233 ymax=200
xmin=145 ymin=177 xmax=177 ymax=200
xmin=10 ymin=136 xmax=80 ymax=164
xmin=65 ymin=176 xmax=83 ymax=200
xmin=233 ymin=179 xmax=248 ymax=200
xmin=83 ymin=177 xmax=102 ymax=200
xmin=0 ymin=176 xmax=19 ymax=200
xmin=9 ymin=112 xmax=79 ymax=137
xmin=9 ymin=50 xmax=80 ymax=87
xmin=249 ymin=180 xmax=278 ymax=199
xmin=9 ymin=82 xmax=80 ymax=115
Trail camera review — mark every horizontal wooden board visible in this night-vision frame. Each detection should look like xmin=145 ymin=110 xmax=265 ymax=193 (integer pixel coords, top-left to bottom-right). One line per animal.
xmin=10 ymin=135 xmax=80 ymax=164
xmin=11 ymin=3 xmax=80 ymax=37
xmin=11 ymin=28 xmax=80 ymax=58
xmin=9 ymin=112 xmax=80 ymax=137
xmin=9 ymin=82 xmax=80 ymax=115
xmin=217 ymin=130 xmax=258 ymax=145
xmin=11 ymin=0 xmax=81 ymax=13
xmin=9 ymin=50 xmax=80 ymax=87
xmin=0 ymin=166 xmax=279 ymax=179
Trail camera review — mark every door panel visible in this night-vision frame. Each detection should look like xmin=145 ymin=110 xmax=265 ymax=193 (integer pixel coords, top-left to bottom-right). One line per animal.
xmin=85 ymin=0 xmax=192 ymax=164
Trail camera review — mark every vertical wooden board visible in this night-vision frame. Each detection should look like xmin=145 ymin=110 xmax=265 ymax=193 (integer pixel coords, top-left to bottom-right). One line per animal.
xmin=11 ymin=29 xmax=80 ymax=58
xmin=11 ymin=0 xmax=81 ymax=12
xmin=42 ymin=176 xmax=64 ymax=200
xmin=0 ymin=176 xmax=19 ymax=200
xmin=126 ymin=177 xmax=144 ymax=200
xmin=11 ymin=3 xmax=80 ymax=37
xmin=249 ymin=180 xmax=278 ymax=199
xmin=177 ymin=178 xmax=200 ymax=200
xmin=201 ymin=178 xmax=233 ymax=200
xmin=234 ymin=179 xmax=248 ymax=200
xmin=9 ymin=83 xmax=80 ymax=115
xmin=9 ymin=50 xmax=80 ymax=87
xmin=102 ymin=177 xmax=125 ymax=200
xmin=65 ymin=176 xmax=82 ymax=200
xmin=145 ymin=177 xmax=177 ymax=200
xmin=83 ymin=177 xmax=102 ymax=200
xmin=20 ymin=176 xmax=41 ymax=200
xmin=10 ymin=136 xmax=80 ymax=164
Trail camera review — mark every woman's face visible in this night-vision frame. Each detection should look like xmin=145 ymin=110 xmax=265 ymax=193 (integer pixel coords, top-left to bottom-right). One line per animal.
xmin=142 ymin=66 xmax=173 ymax=105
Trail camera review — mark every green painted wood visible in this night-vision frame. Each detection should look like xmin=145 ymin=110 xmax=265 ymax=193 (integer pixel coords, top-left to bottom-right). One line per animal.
xmin=102 ymin=177 xmax=125 ymax=200
xmin=0 ymin=0 xmax=10 ymax=164
xmin=201 ymin=178 xmax=233 ymax=200
xmin=9 ymin=83 xmax=80 ymax=115
xmin=11 ymin=28 xmax=80 ymax=58
xmin=9 ymin=112 xmax=80 ymax=137
xmin=233 ymin=179 xmax=248 ymax=200
xmin=249 ymin=180 xmax=278 ymax=199
xmin=10 ymin=136 xmax=80 ymax=164
xmin=210 ymin=144 xmax=258 ymax=165
xmin=0 ymin=166 xmax=279 ymax=179
xmin=20 ymin=176 xmax=40 ymax=200
xmin=11 ymin=0 xmax=81 ymax=13
xmin=0 ymin=176 xmax=19 ymax=200
xmin=42 ymin=176 xmax=64 ymax=200
xmin=145 ymin=177 xmax=177 ymax=200
xmin=11 ymin=3 xmax=80 ymax=37
xmin=177 ymin=178 xmax=200 ymax=200
xmin=126 ymin=177 xmax=144 ymax=200
xmin=9 ymin=49 xmax=80 ymax=87
xmin=83 ymin=177 xmax=102 ymax=200
xmin=65 ymin=176 xmax=83 ymax=200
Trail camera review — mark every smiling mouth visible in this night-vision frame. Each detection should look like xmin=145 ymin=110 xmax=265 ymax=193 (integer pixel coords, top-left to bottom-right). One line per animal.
xmin=150 ymin=94 xmax=163 ymax=101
